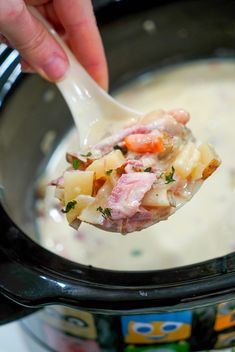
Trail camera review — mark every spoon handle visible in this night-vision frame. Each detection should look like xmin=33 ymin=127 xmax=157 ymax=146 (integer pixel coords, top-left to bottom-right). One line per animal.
xmin=29 ymin=7 xmax=110 ymax=128
xmin=29 ymin=7 xmax=141 ymax=147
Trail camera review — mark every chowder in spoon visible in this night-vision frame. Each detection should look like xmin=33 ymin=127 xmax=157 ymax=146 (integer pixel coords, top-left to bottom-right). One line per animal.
xmin=50 ymin=108 xmax=220 ymax=234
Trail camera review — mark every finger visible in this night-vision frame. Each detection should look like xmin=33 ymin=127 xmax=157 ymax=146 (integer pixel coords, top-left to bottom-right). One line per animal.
xmin=36 ymin=4 xmax=65 ymax=39
xmin=20 ymin=58 xmax=34 ymax=73
xmin=55 ymin=0 xmax=108 ymax=90
xmin=0 ymin=0 xmax=69 ymax=81
xmin=33 ymin=2 xmax=61 ymax=27
xmin=43 ymin=2 xmax=60 ymax=25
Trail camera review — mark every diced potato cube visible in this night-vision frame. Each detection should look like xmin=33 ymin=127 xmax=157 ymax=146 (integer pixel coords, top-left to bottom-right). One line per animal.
xmin=79 ymin=202 xmax=103 ymax=225
xmin=64 ymin=170 xmax=94 ymax=203
xmin=198 ymin=143 xmax=217 ymax=165
xmin=95 ymin=180 xmax=113 ymax=204
xmin=87 ymin=150 xmax=125 ymax=179
xmin=79 ymin=180 xmax=113 ymax=225
xmin=191 ymin=162 xmax=205 ymax=180
xmin=104 ymin=150 xmax=126 ymax=171
xmin=66 ymin=195 xmax=95 ymax=224
xmin=55 ymin=188 xmax=65 ymax=204
xmin=86 ymin=158 xmax=105 ymax=179
xmin=142 ymin=188 xmax=170 ymax=207
xmin=191 ymin=143 xmax=221 ymax=180
xmin=173 ymin=142 xmax=200 ymax=178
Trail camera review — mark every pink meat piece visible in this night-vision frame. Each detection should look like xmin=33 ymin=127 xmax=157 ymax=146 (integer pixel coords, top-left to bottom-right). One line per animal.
xmin=107 ymin=172 xmax=156 ymax=220
xmin=168 ymin=108 xmax=190 ymax=125
xmin=92 ymin=116 xmax=185 ymax=155
xmin=124 ymin=160 xmax=144 ymax=173
xmin=92 ymin=125 xmax=151 ymax=155
xmin=101 ymin=206 xmax=172 ymax=234
xmin=122 ymin=206 xmax=171 ymax=233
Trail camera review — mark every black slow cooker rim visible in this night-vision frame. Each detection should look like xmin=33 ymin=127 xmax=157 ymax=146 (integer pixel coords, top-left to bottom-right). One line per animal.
xmin=1 ymin=0 xmax=235 ymax=313
xmin=1 ymin=199 xmax=235 ymax=313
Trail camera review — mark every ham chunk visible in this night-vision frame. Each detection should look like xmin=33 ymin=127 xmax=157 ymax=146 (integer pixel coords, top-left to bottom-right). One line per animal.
xmin=92 ymin=113 xmax=186 ymax=155
xmin=168 ymin=109 xmax=190 ymax=125
xmin=107 ymin=172 xmax=156 ymax=220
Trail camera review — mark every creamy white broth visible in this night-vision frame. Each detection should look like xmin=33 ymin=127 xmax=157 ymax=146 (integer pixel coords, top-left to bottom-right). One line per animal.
xmin=37 ymin=59 xmax=235 ymax=270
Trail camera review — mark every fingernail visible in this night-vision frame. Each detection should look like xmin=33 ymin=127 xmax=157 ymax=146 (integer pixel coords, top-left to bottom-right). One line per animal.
xmin=41 ymin=55 xmax=69 ymax=81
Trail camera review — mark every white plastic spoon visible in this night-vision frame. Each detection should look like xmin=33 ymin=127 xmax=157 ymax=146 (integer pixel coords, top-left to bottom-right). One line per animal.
xmin=30 ymin=7 xmax=143 ymax=148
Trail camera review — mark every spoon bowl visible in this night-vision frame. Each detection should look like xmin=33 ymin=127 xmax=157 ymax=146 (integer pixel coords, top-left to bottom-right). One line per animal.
xmin=31 ymin=7 xmax=143 ymax=148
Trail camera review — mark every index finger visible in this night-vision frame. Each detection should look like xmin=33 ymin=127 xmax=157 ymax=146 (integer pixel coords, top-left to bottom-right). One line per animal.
xmin=54 ymin=0 xmax=108 ymax=90
xmin=0 ymin=0 xmax=69 ymax=81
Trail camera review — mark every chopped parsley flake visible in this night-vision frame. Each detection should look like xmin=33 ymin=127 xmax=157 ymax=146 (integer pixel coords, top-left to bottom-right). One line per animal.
xmin=81 ymin=151 xmax=92 ymax=157
xmin=62 ymin=200 xmax=77 ymax=213
xmin=113 ymin=144 xmax=128 ymax=155
xmin=131 ymin=249 xmax=142 ymax=257
xmin=96 ymin=206 xmax=112 ymax=219
xmin=72 ymin=159 xmax=82 ymax=170
xmin=165 ymin=166 xmax=176 ymax=184
xmin=144 ymin=167 xmax=152 ymax=172
xmin=105 ymin=169 xmax=113 ymax=176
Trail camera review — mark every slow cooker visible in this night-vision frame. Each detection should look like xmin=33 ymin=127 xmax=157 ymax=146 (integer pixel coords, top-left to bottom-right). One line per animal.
xmin=1 ymin=0 xmax=235 ymax=351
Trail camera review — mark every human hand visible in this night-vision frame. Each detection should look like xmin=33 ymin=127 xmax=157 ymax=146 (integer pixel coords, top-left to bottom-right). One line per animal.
xmin=0 ymin=0 xmax=108 ymax=90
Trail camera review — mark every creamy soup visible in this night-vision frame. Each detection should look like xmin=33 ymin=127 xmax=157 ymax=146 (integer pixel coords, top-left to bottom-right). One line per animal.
xmin=36 ymin=59 xmax=235 ymax=270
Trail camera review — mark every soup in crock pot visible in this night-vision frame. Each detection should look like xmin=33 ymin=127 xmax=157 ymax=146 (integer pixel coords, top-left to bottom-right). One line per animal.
xmin=36 ymin=59 xmax=235 ymax=270
xmin=50 ymin=108 xmax=220 ymax=234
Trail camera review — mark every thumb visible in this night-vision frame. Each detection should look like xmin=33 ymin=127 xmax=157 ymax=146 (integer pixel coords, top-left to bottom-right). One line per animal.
xmin=0 ymin=0 xmax=69 ymax=81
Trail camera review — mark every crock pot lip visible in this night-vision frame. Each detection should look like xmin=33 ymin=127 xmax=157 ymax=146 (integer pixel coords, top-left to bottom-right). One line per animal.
xmin=1 ymin=202 xmax=235 ymax=312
